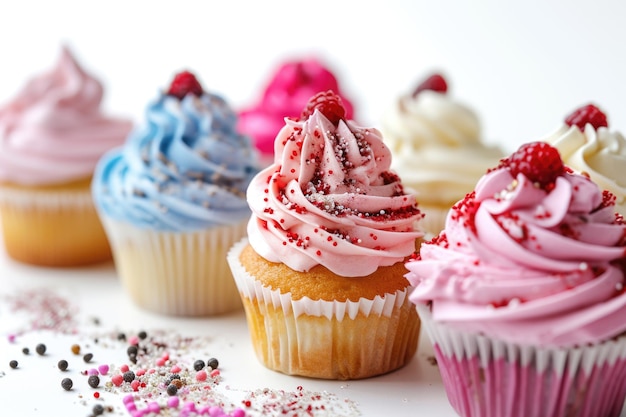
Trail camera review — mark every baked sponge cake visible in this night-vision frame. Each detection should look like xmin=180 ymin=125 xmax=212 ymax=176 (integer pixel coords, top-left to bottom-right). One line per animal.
xmin=228 ymin=90 xmax=424 ymax=380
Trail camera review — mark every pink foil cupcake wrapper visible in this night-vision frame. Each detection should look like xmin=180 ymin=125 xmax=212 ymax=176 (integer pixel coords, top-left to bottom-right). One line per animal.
xmin=416 ymin=303 xmax=626 ymax=417
xmin=227 ymin=238 xmax=409 ymax=321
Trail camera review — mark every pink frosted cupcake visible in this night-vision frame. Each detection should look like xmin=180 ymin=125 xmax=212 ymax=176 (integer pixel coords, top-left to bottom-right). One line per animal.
xmin=406 ymin=141 xmax=626 ymax=417
xmin=0 ymin=45 xmax=132 ymax=266
xmin=237 ymin=57 xmax=355 ymax=166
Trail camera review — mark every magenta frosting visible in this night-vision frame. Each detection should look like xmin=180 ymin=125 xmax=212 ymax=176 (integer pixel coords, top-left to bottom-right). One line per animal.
xmin=237 ymin=58 xmax=354 ymax=158
xmin=406 ymin=163 xmax=626 ymax=347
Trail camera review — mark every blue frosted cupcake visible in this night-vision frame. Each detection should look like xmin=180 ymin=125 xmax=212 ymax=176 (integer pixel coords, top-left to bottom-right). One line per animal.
xmin=92 ymin=71 xmax=259 ymax=316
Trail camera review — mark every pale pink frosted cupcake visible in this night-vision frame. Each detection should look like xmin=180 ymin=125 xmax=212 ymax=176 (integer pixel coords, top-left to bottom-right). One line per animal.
xmin=0 ymin=45 xmax=132 ymax=266
xmin=237 ymin=57 xmax=355 ymax=166
xmin=406 ymin=141 xmax=626 ymax=417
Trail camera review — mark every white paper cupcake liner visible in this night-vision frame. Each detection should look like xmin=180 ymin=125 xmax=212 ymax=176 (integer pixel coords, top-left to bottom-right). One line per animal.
xmin=227 ymin=238 xmax=420 ymax=380
xmin=0 ymin=184 xmax=94 ymax=209
xmin=417 ymin=303 xmax=626 ymax=417
xmin=103 ymin=217 xmax=247 ymax=316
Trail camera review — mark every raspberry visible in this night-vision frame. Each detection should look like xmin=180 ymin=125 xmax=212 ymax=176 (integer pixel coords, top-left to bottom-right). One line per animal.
xmin=300 ymin=90 xmax=346 ymax=125
xmin=502 ymin=142 xmax=565 ymax=189
xmin=167 ymin=70 xmax=203 ymax=100
xmin=412 ymin=73 xmax=448 ymax=97
xmin=564 ymin=104 xmax=608 ymax=131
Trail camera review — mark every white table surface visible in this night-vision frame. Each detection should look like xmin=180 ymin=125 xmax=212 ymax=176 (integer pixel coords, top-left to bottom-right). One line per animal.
xmin=0 ymin=243 xmax=457 ymax=417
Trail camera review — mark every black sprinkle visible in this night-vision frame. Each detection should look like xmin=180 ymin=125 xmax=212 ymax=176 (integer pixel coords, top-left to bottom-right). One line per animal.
xmin=35 ymin=343 xmax=46 ymax=356
xmin=117 ymin=333 xmax=126 ymax=341
xmin=166 ymin=383 xmax=178 ymax=396
xmin=57 ymin=360 xmax=69 ymax=371
xmin=83 ymin=353 xmax=94 ymax=363
xmin=9 ymin=360 xmax=18 ymax=369
xmin=207 ymin=358 xmax=219 ymax=370
xmin=138 ymin=330 xmax=147 ymax=340
xmin=92 ymin=404 xmax=105 ymax=416
xmin=193 ymin=359 xmax=205 ymax=371
xmin=167 ymin=374 xmax=181 ymax=384
xmin=22 ymin=347 xmax=29 ymax=355
xmin=123 ymin=370 xmax=135 ymax=383
xmin=88 ymin=374 xmax=100 ymax=388
xmin=61 ymin=377 xmax=73 ymax=391
xmin=127 ymin=346 xmax=138 ymax=356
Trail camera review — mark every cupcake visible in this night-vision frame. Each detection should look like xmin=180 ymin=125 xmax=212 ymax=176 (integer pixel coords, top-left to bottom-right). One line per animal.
xmin=237 ymin=57 xmax=355 ymax=166
xmin=227 ymin=91 xmax=423 ymax=380
xmin=380 ymin=73 xmax=504 ymax=237
xmin=0 ymin=45 xmax=132 ymax=267
xmin=543 ymin=103 xmax=625 ymax=216
xmin=92 ymin=70 xmax=259 ymax=316
xmin=405 ymin=141 xmax=626 ymax=417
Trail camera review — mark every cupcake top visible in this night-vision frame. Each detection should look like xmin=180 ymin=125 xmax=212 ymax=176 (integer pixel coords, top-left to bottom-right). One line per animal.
xmin=92 ymin=71 xmax=259 ymax=232
xmin=246 ymin=90 xmax=423 ymax=277
xmin=237 ymin=58 xmax=355 ymax=163
xmin=406 ymin=141 xmax=626 ymax=347
xmin=0 ymin=45 xmax=132 ymax=186
xmin=381 ymin=73 xmax=504 ymax=206
xmin=544 ymin=103 xmax=625 ymax=216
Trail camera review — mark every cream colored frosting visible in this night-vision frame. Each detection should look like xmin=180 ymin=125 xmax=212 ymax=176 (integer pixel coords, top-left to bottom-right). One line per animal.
xmin=247 ymin=109 xmax=423 ymax=277
xmin=381 ymin=90 xmax=503 ymax=206
xmin=0 ymin=46 xmax=132 ymax=185
xmin=544 ymin=124 xmax=626 ymax=216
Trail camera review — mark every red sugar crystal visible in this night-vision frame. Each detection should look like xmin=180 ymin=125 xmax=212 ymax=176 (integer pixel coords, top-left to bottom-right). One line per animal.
xmin=300 ymin=90 xmax=346 ymax=126
xmin=412 ymin=73 xmax=448 ymax=97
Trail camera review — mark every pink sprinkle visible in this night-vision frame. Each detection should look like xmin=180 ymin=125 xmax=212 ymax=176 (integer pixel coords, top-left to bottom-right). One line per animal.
xmin=232 ymin=408 xmax=246 ymax=417
xmin=112 ymin=374 xmax=124 ymax=387
xmin=120 ymin=364 xmax=130 ymax=373
xmin=98 ymin=364 xmax=109 ymax=375
xmin=7 ymin=334 xmax=16 ymax=343
xmin=148 ymin=368 xmax=156 ymax=374
xmin=208 ymin=406 xmax=224 ymax=416
xmin=123 ymin=394 xmax=135 ymax=405
xmin=183 ymin=402 xmax=196 ymax=411
xmin=130 ymin=409 xmax=143 ymax=417
xmin=162 ymin=353 xmax=170 ymax=361
xmin=130 ymin=379 xmax=140 ymax=392
xmin=128 ymin=336 xmax=139 ymax=346
xmin=136 ymin=369 xmax=146 ymax=377
xmin=156 ymin=358 xmax=166 ymax=367
xmin=195 ymin=370 xmax=207 ymax=382
xmin=210 ymin=369 xmax=220 ymax=378
xmin=126 ymin=403 xmax=137 ymax=412
xmin=148 ymin=402 xmax=160 ymax=413
xmin=88 ymin=368 xmax=98 ymax=376
xmin=170 ymin=365 xmax=181 ymax=373
xmin=167 ymin=396 xmax=180 ymax=408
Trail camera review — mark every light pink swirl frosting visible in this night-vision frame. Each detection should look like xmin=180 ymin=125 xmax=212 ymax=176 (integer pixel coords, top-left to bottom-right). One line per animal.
xmin=0 ymin=46 xmax=132 ymax=185
xmin=247 ymin=109 xmax=423 ymax=277
xmin=406 ymin=166 xmax=626 ymax=347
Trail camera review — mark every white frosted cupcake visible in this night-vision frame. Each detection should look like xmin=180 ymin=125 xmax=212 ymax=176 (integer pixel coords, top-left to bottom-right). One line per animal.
xmin=228 ymin=91 xmax=424 ymax=380
xmin=381 ymin=73 xmax=504 ymax=237
xmin=543 ymin=103 xmax=625 ymax=216
xmin=93 ymin=71 xmax=259 ymax=316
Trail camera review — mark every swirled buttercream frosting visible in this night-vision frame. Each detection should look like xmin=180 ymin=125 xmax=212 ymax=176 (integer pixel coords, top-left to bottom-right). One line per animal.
xmin=381 ymin=74 xmax=503 ymax=205
xmin=0 ymin=45 xmax=132 ymax=185
xmin=545 ymin=103 xmax=626 ymax=216
xmin=406 ymin=141 xmax=626 ymax=347
xmin=93 ymin=71 xmax=259 ymax=231
xmin=237 ymin=58 xmax=355 ymax=161
xmin=246 ymin=90 xmax=423 ymax=277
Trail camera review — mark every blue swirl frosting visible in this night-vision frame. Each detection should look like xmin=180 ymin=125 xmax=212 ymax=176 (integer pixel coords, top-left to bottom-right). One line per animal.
xmin=93 ymin=91 xmax=259 ymax=231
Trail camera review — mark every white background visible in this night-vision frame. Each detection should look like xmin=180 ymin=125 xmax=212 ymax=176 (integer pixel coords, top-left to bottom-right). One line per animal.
xmin=1 ymin=0 xmax=626 ymax=153
xmin=1 ymin=1 xmax=626 ymax=416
